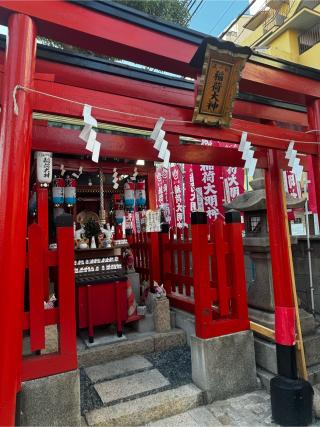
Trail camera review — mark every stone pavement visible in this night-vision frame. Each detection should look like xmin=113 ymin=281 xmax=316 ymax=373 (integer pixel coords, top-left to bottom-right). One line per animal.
xmin=148 ymin=388 xmax=320 ymax=426
xmin=147 ymin=390 xmax=273 ymax=426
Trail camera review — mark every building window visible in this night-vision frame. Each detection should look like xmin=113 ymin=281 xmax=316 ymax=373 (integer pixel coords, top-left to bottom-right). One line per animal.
xmin=298 ymin=22 xmax=320 ymax=54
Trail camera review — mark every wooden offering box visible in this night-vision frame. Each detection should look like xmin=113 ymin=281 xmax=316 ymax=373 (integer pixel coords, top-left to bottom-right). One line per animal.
xmin=75 ymin=248 xmax=128 ymax=343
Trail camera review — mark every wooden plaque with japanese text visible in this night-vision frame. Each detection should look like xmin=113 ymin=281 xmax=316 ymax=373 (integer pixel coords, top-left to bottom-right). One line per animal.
xmin=192 ymin=44 xmax=247 ymax=127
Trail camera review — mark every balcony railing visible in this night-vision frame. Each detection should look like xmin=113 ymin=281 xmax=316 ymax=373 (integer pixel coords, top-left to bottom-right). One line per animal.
xmin=298 ymin=22 xmax=320 ymax=54
xmin=263 ymin=1 xmax=291 ymax=33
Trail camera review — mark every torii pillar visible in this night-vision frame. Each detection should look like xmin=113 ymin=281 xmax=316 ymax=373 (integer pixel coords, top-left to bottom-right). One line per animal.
xmin=307 ymin=99 xmax=320 ymax=216
xmin=0 ymin=14 xmax=37 ymax=426
xmin=265 ymin=149 xmax=313 ymax=425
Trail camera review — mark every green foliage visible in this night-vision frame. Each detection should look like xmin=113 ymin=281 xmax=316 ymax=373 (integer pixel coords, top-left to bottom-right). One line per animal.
xmin=114 ymin=0 xmax=190 ymax=26
xmin=38 ymin=0 xmax=190 ymax=59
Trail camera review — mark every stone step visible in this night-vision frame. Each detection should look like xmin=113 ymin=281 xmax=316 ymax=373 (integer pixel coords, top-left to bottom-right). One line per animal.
xmin=94 ymin=369 xmax=170 ymax=405
xmin=85 ymin=355 xmax=153 ymax=383
xmin=78 ymin=328 xmax=186 ymax=368
xmin=85 ymin=384 xmax=204 ymax=426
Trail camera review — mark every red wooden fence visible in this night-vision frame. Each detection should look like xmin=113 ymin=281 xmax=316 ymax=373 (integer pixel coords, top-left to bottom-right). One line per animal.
xmin=22 ymin=192 xmax=77 ymax=381
xmin=130 ymin=232 xmax=150 ymax=283
xmin=131 ymin=211 xmax=249 ymax=339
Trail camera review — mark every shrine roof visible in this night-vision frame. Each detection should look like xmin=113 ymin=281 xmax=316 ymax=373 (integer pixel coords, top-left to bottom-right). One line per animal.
xmin=0 ymin=35 xmax=307 ymax=114
xmin=72 ymin=0 xmax=320 ymax=81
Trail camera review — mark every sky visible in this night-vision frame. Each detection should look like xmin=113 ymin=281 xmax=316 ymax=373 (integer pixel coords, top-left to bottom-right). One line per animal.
xmin=189 ymin=0 xmax=251 ymax=36
xmin=0 ymin=0 xmax=264 ymax=39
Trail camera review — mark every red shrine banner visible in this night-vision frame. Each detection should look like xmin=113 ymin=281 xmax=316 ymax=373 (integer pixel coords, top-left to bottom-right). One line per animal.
xmin=154 ymin=140 xmax=245 ymax=227
xmin=283 ymin=171 xmax=301 ymax=199
xmin=192 ymin=164 xmax=224 ymax=222
xmin=155 ymin=166 xmax=172 ymax=225
xmin=170 ymin=165 xmax=185 ymax=228
xmin=184 ymin=164 xmax=197 ymax=224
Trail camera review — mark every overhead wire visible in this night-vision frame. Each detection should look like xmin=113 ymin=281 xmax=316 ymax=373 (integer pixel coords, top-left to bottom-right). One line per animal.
xmin=186 ymin=0 xmax=205 ymax=23
xmin=208 ymin=0 xmax=237 ymax=35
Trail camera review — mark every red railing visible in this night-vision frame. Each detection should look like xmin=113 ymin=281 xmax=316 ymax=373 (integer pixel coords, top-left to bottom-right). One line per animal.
xmin=131 ymin=211 xmax=249 ymax=339
xmin=22 ymin=189 xmax=77 ymax=381
xmin=191 ymin=211 xmax=249 ymax=338
xmin=161 ymin=226 xmax=194 ymax=313
xmin=130 ymin=231 xmax=151 ymax=283
xmin=129 ymin=231 xmax=160 ymax=285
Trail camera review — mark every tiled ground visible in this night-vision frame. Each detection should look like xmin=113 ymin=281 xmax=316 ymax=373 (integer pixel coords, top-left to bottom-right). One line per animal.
xmin=148 ymin=390 xmax=273 ymax=426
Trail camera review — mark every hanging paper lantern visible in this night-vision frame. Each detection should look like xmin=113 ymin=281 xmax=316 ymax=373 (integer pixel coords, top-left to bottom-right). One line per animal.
xmin=52 ymin=177 xmax=65 ymax=206
xmin=124 ymin=181 xmax=135 ymax=210
xmin=114 ymin=195 xmax=125 ymax=225
xmin=35 ymin=151 xmax=52 ymax=187
xmin=135 ymin=180 xmax=146 ymax=208
xmin=65 ymin=176 xmax=77 ymax=206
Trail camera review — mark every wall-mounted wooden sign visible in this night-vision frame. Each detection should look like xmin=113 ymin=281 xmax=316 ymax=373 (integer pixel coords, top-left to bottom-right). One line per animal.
xmin=190 ymin=38 xmax=251 ymax=128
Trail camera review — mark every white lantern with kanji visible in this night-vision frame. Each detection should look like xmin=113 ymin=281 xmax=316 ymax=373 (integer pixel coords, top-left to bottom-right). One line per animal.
xmin=35 ymin=151 xmax=52 ymax=187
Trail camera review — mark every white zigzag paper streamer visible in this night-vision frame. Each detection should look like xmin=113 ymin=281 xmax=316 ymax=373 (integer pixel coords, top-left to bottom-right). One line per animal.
xmin=285 ymin=141 xmax=303 ymax=182
xmin=79 ymin=104 xmax=101 ymax=163
xmin=238 ymin=132 xmax=257 ymax=178
xmin=150 ymin=117 xmax=170 ymax=169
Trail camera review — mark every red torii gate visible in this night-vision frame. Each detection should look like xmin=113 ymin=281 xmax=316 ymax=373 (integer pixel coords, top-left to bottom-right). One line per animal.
xmin=0 ymin=1 xmax=319 ymax=424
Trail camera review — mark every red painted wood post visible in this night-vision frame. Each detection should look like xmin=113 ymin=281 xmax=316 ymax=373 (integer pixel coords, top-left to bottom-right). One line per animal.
xmin=28 ymin=224 xmax=46 ymax=352
xmin=148 ymin=232 xmax=161 ymax=285
xmin=36 ymin=186 xmax=49 ymax=301
xmin=265 ymin=150 xmax=297 ymax=378
xmin=213 ymin=219 xmax=229 ymax=317
xmin=191 ymin=212 xmax=212 ymax=339
xmin=307 ymin=99 xmax=320 ymax=216
xmin=55 ymin=214 xmax=77 ymax=369
xmin=0 ymin=14 xmax=36 ymax=426
xmin=225 ymin=210 xmax=249 ymax=323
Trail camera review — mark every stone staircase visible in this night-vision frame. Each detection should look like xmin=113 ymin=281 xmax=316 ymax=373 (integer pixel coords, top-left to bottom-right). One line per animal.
xmin=81 ymin=348 xmax=204 ymax=426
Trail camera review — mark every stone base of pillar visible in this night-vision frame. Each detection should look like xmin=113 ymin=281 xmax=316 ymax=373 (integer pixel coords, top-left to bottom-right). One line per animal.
xmin=191 ymin=330 xmax=257 ymax=402
xmin=20 ymin=369 xmax=81 ymax=426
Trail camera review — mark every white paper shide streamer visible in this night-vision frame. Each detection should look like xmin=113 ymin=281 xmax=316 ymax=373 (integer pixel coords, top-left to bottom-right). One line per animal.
xmin=150 ymin=117 xmax=170 ymax=169
xmin=285 ymin=141 xmax=303 ymax=182
xmin=113 ymin=168 xmax=119 ymax=189
xmin=238 ymin=132 xmax=257 ymax=178
xmin=79 ymin=104 xmax=101 ymax=163
xmin=72 ymin=166 xmax=83 ymax=179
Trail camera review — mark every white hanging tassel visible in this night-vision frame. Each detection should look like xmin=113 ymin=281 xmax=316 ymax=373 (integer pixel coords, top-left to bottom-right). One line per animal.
xmin=131 ymin=167 xmax=138 ymax=181
xmin=113 ymin=168 xmax=119 ymax=189
xmin=72 ymin=166 xmax=83 ymax=179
